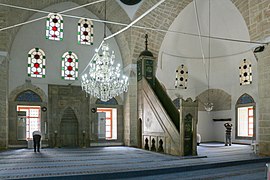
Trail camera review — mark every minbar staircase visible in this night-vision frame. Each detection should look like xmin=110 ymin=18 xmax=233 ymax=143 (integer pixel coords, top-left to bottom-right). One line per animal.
xmin=140 ymin=77 xmax=181 ymax=156
xmin=148 ymin=77 xmax=180 ymax=131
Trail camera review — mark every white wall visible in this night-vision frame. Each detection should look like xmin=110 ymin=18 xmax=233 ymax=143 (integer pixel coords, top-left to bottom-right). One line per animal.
xmin=9 ymin=2 xmax=123 ymax=97
xmin=157 ymin=0 xmax=259 ymax=144
xmin=212 ymin=110 xmax=233 ymax=142
xmin=197 ymin=111 xmax=213 ymax=142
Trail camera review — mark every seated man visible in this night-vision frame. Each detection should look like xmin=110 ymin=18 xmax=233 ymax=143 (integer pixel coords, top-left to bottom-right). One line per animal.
xmin=32 ymin=130 xmax=42 ymax=152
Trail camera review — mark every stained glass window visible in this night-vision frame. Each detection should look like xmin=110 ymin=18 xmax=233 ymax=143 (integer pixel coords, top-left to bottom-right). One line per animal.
xmin=61 ymin=51 xmax=78 ymax=80
xmin=16 ymin=90 xmax=42 ymax=102
xmin=46 ymin=13 xmax=63 ymax=41
xmin=239 ymin=59 xmax=252 ymax=86
xmin=28 ymin=48 xmax=46 ymax=78
xmin=173 ymin=98 xmax=180 ymax=109
xmin=78 ymin=18 xmax=93 ymax=45
xmin=237 ymin=93 xmax=254 ymax=104
xmin=96 ymin=98 xmax=118 ymax=105
xmin=175 ymin=64 xmax=188 ymax=89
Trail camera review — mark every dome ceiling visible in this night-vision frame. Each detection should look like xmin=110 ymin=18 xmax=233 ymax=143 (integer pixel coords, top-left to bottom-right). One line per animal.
xmin=117 ymin=0 xmax=144 ymax=20
xmin=156 ymin=0 xmax=257 ymax=99
xmin=120 ymin=0 xmax=142 ymax=5
xmin=160 ymin=0 xmax=251 ymax=59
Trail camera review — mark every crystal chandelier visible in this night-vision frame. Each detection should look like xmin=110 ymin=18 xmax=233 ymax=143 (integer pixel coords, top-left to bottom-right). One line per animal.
xmin=81 ymin=0 xmax=128 ymax=102
xmin=81 ymin=43 xmax=129 ymax=102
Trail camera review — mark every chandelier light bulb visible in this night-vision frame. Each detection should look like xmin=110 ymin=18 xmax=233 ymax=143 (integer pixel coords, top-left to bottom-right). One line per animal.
xmin=204 ymin=102 xmax=214 ymax=112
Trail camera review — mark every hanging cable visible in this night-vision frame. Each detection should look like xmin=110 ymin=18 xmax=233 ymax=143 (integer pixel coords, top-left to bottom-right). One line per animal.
xmin=193 ymin=0 xmax=208 ymax=82
xmin=104 ymin=0 xmax=165 ymax=41
xmin=207 ymin=0 xmax=211 ymax=104
xmin=0 ymin=0 xmax=105 ymax=32
xmin=104 ymin=0 xmax=107 ymax=39
xmin=0 ymin=1 xmax=268 ymax=47
xmin=81 ymin=0 xmax=165 ymax=75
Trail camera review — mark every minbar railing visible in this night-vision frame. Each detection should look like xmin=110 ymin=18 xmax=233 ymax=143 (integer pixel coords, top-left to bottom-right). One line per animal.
xmin=147 ymin=77 xmax=180 ymax=131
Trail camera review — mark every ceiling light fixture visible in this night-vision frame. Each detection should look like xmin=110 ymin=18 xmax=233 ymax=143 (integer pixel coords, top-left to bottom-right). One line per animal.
xmin=81 ymin=0 xmax=129 ymax=101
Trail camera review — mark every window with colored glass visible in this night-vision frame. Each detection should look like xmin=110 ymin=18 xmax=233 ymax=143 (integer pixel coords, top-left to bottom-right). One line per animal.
xmin=78 ymin=18 xmax=93 ymax=45
xmin=61 ymin=51 xmax=78 ymax=80
xmin=239 ymin=59 xmax=252 ymax=86
xmin=175 ymin=64 xmax=188 ymax=89
xmin=28 ymin=48 xmax=46 ymax=78
xmin=46 ymin=13 xmax=63 ymax=41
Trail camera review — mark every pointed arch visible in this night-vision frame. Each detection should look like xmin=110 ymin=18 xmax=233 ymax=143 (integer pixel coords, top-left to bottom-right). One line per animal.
xmin=236 ymin=93 xmax=255 ymax=105
xmin=61 ymin=107 xmax=78 ymax=121
xmin=196 ymin=89 xmax=231 ymax=111
xmin=173 ymin=98 xmax=180 ymax=109
xmin=9 ymin=83 xmax=47 ymax=102
xmin=16 ymin=90 xmax=42 ymax=102
xmin=60 ymin=107 xmax=78 ymax=147
xmin=96 ymin=98 xmax=118 ymax=105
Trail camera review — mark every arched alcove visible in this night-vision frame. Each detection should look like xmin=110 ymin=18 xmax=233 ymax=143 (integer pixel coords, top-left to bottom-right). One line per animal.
xmin=196 ymin=89 xmax=231 ymax=111
xmin=15 ymin=90 xmax=42 ymax=102
xmin=60 ymin=107 xmax=78 ymax=147
xmin=96 ymin=98 xmax=118 ymax=105
xmin=8 ymin=82 xmax=47 ymax=146
xmin=9 ymin=82 xmax=47 ymax=102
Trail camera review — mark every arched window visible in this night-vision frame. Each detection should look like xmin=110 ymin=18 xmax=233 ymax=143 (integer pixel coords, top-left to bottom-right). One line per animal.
xmin=173 ymin=98 xmax=180 ymax=109
xmin=28 ymin=48 xmax=46 ymax=78
xmin=239 ymin=59 xmax=252 ymax=86
xmin=16 ymin=90 xmax=42 ymax=102
xmin=61 ymin=51 xmax=78 ymax=80
xmin=46 ymin=13 xmax=63 ymax=41
xmin=236 ymin=93 xmax=256 ymax=140
xmin=96 ymin=98 xmax=118 ymax=105
xmin=78 ymin=18 xmax=93 ymax=45
xmin=175 ymin=64 xmax=188 ymax=89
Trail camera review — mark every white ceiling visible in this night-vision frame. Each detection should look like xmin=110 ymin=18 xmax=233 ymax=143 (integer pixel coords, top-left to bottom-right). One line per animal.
xmin=156 ymin=0 xmax=257 ymax=99
xmin=160 ymin=0 xmax=251 ymax=59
